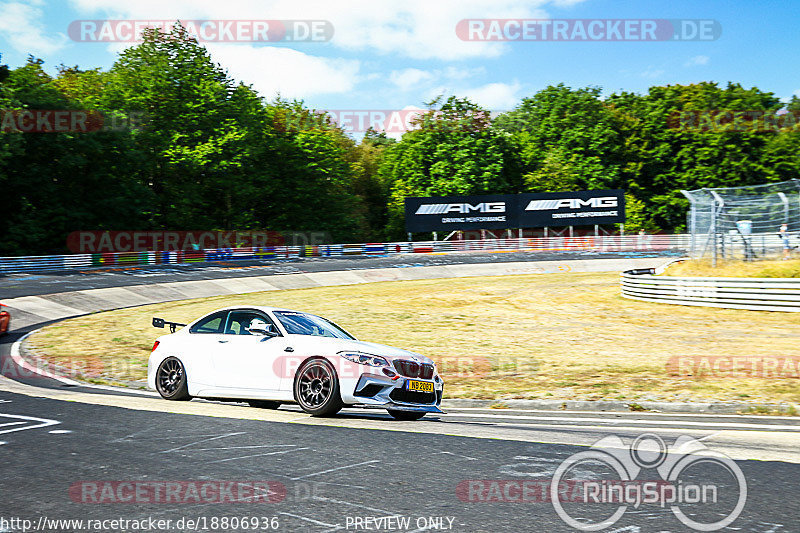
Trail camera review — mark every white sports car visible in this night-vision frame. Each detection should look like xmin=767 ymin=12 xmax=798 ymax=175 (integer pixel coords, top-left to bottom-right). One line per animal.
xmin=147 ymin=306 xmax=444 ymax=420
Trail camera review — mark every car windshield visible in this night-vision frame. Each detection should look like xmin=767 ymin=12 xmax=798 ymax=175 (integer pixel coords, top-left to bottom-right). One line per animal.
xmin=273 ymin=311 xmax=354 ymax=340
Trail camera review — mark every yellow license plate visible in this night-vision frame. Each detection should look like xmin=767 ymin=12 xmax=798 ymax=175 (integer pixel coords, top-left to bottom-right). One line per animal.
xmin=407 ymin=380 xmax=434 ymax=392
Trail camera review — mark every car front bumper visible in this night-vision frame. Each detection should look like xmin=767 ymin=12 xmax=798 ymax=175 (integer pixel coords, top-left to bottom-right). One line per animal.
xmin=345 ymin=372 xmax=444 ymax=413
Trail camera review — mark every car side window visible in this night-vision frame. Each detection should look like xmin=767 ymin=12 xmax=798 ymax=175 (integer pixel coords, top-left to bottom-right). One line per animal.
xmin=189 ymin=311 xmax=228 ymax=334
xmin=224 ymin=310 xmax=279 ymax=336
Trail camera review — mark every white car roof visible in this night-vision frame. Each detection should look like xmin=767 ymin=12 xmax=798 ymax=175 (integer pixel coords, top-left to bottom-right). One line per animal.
xmin=209 ymin=305 xmax=311 ymax=314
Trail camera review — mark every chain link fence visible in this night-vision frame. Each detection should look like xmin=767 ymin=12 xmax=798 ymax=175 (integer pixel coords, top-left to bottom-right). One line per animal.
xmin=682 ymin=179 xmax=800 ymax=265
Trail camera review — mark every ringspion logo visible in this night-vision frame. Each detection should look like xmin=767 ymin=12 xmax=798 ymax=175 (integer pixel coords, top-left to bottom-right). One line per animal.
xmin=551 ymin=434 xmax=746 ymax=531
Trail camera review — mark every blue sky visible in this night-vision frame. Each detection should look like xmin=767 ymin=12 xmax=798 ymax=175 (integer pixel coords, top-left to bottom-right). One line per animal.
xmin=0 ymin=0 xmax=798 ymax=120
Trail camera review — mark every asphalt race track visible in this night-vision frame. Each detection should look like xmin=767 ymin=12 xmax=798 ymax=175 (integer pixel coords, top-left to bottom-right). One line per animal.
xmin=0 ymin=249 xmax=678 ymax=299
xmin=1 ymin=250 xmax=799 ymax=533
xmin=0 ymin=386 xmax=799 ymax=533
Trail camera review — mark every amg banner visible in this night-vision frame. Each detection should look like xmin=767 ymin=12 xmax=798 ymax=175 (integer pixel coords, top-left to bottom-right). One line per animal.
xmin=404 ymin=194 xmax=513 ymax=232
xmin=404 ymin=190 xmax=625 ymax=232
xmin=518 ymin=189 xmax=625 ymax=227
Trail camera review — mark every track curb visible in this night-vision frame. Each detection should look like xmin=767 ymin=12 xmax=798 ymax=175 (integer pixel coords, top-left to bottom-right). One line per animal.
xmin=440 ymin=398 xmax=799 ymax=415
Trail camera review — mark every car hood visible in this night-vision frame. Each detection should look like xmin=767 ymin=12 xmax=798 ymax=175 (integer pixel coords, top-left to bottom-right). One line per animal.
xmin=287 ymin=336 xmax=435 ymax=365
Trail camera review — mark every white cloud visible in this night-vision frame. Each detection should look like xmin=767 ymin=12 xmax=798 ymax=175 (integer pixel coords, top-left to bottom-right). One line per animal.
xmin=388 ymin=66 xmax=485 ymax=91
xmin=443 ymin=66 xmax=486 ymax=80
xmin=206 ymin=44 xmax=359 ymax=99
xmin=68 ymin=0 xmax=577 ymax=60
xmin=389 ymin=68 xmax=435 ymax=91
xmin=461 ymin=81 xmax=523 ymax=110
xmin=684 ymin=55 xmax=709 ymax=67
xmin=0 ymin=1 xmax=67 ymax=55
xmin=67 ymin=1 xmax=585 ymax=102
xmin=640 ymin=66 xmax=665 ymax=79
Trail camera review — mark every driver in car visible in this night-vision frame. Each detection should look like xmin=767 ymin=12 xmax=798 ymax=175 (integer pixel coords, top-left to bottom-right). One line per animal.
xmin=245 ymin=318 xmax=269 ymax=335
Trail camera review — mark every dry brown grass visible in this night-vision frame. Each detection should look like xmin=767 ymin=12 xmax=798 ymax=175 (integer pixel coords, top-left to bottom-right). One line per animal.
xmin=27 ymin=272 xmax=800 ymax=403
xmin=665 ymin=258 xmax=800 ymax=278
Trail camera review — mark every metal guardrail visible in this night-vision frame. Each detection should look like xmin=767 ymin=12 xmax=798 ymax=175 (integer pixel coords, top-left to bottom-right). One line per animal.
xmin=0 ymin=234 xmax=688 ymax=275
xmin=621 ymin=270 xmax=800 ymax=312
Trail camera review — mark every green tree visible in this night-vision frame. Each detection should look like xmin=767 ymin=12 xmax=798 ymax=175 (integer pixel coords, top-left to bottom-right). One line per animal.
xmin=382 ymin=96 xmax=521 ymax=238
xmin=0 ymin=58 xmax=149 ymax=254
xmin=102 ymin=24 xmax=246 ymax=229
xmin=608 ymin=82 xmax=783 ymax=230
xmin=348 ymin=129 xmax=395 ymax=240
xmin=495 ymin=84 xmax=632 ymax=193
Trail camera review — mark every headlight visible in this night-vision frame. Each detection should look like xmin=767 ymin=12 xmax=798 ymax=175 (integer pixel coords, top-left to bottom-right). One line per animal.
xmin=338 ymin=352 xmax=390 ymax=368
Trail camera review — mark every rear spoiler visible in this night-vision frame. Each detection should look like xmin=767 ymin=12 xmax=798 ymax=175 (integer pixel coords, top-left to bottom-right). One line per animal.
xmin=152 ymin=317 xmax=187 ymax=333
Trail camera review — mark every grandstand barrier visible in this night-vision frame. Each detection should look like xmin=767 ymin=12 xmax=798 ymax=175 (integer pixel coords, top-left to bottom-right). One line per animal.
xmin=0 ymin=234 xmax=689 ymax=275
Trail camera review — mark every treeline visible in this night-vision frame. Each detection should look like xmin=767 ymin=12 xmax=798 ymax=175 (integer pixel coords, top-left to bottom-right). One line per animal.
xmin=1 ymin=24 xmax=799 ymax=255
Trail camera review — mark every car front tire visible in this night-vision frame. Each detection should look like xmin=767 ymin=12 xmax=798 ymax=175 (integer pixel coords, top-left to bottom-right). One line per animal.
xmin=294 ymin=358 xmax=343 ymax=417
xmin=155 ymin=357 xmax=191 ymax=401
xmin=387 ymin=410 xmax=427 ymax=421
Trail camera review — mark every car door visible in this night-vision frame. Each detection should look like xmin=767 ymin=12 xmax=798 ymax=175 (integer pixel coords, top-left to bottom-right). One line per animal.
xmin=180 ymin=310 xmax=229 ymax=387
xmin=211 ymin=310 xmax=289 ymax=392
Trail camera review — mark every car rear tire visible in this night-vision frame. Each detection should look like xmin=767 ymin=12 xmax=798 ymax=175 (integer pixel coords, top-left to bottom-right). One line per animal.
xmin=155 ymin=357 xmax=191 ymax=401
xmin=248 ymin=400 xmax=281 ymax=409
xmin=294 ymin=358 xmax=343 ymax=417
xmin=387 ymin=410 xmax=427 ymax=421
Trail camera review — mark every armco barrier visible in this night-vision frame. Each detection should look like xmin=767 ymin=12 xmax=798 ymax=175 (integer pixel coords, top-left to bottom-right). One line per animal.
xmin=0 ymin=234 xmax=688 ymax=275
xmin=621 ymin=270 xmax=800 ymax=312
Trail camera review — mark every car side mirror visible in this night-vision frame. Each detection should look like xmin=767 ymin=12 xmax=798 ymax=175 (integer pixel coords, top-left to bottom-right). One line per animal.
xmin=249 ymin=323 xmax=278 ymax=337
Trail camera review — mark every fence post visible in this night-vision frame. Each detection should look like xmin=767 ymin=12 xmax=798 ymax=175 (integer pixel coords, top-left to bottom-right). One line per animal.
xmin=710 ymin=190 xmax=725 ymax=267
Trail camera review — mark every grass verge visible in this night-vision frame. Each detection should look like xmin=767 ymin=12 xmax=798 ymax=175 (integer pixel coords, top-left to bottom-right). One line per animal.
xmin=664 ymin=258 xmax=800 ymax=278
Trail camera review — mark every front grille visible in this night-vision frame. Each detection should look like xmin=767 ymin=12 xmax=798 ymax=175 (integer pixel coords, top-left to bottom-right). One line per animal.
xmin=390 ymin=388 xmax=436 ymax=405
xmin=393 ymin=360 xmax=434 ymax=379
xmin=354 ymin=384 xmax=384 ymax=398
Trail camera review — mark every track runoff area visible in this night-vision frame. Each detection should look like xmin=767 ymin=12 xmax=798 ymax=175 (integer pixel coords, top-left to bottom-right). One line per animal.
xmin=1 ymin=234 xmax=798 ymax=531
